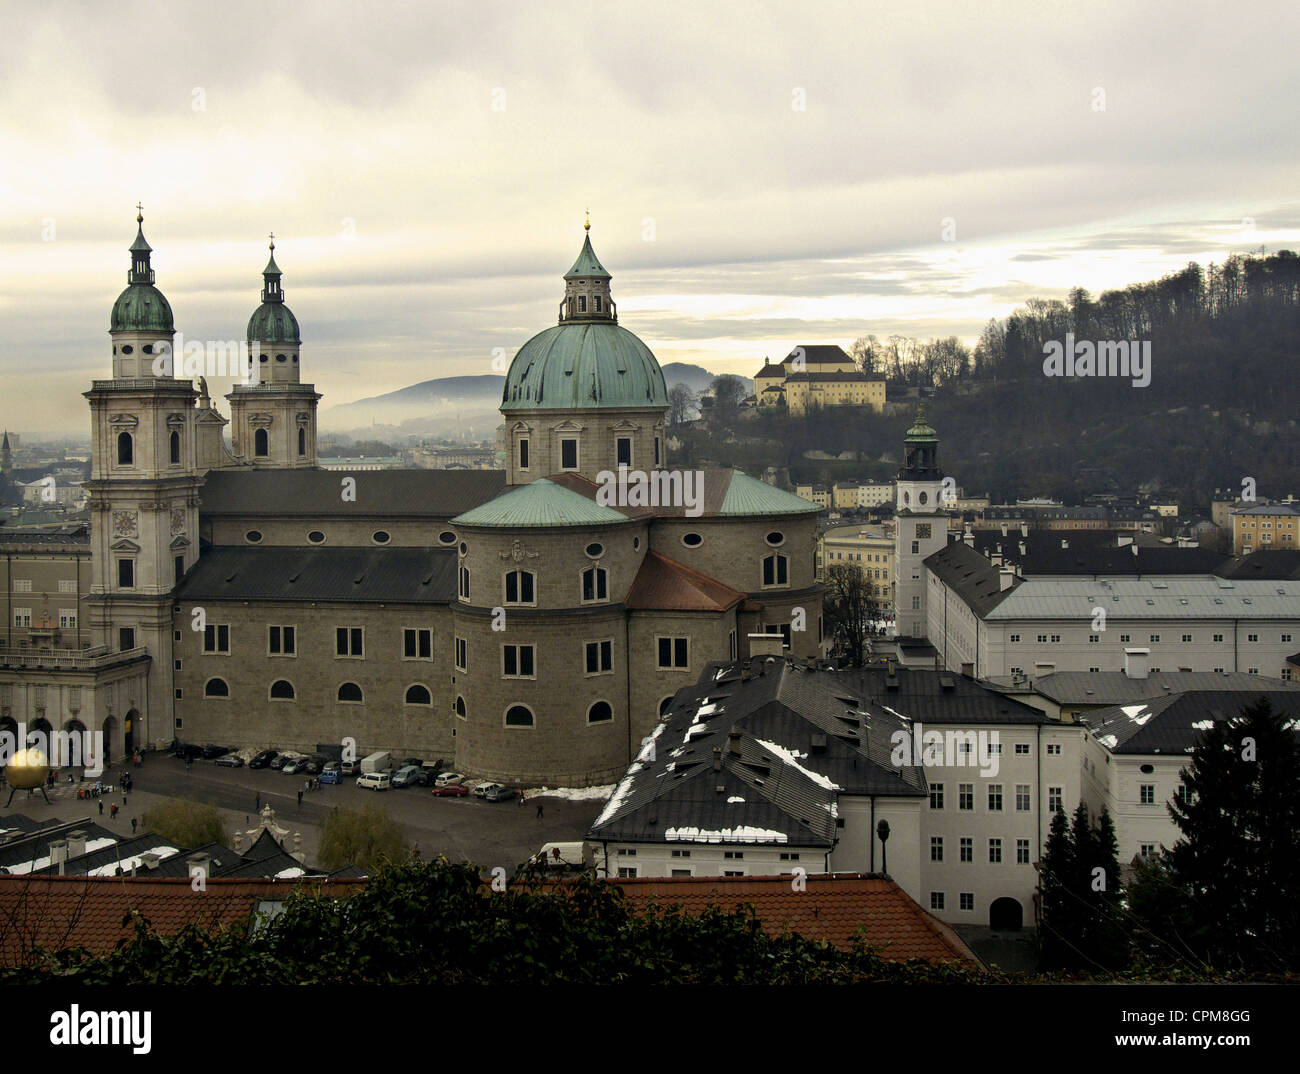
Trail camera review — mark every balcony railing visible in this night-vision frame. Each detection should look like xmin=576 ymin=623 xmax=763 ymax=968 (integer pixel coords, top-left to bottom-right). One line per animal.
xmin=0 ymin=645 xmax=149 ymax=669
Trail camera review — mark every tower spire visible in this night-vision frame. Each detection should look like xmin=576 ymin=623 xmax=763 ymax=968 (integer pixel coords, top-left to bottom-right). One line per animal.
xmin=128 ymin=204 xmax=154 ymax=285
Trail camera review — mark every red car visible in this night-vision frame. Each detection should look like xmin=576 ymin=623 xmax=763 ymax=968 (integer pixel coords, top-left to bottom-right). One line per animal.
xmin=431 ymin=780 xmax=470 ymax=797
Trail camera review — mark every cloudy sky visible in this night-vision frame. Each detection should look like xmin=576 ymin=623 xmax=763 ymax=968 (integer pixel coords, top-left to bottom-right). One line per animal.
xmin=1 ymin=0 xmax=1298 ymax=436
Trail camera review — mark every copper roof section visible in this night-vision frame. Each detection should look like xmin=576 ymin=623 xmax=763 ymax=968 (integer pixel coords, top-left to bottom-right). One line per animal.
xmin=624 ymin=551 xmax=746 ymax=612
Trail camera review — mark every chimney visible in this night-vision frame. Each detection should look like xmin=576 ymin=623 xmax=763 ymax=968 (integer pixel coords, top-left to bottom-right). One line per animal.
xmin=712 ymin=746 xmax=723 ymax=771
xmin=1060 ymin=538 xmax=1069 ymax=549
xmin=186 ymin=852 xmax=211 ymax=879
xmin=999 ymin=568 xmax=1015 ymax=591
xmin=49 ymin=839 xmax=69 ymax=875
xmin=1019 ymin=541 xmax=1026 ymax=556
xmin=139 ymin=852 xmax=162 ymax=871
xmin=991 ymin=551 xmax=1003 ymax=567
xmin=1000 ymin=522 xmax=1008 ymax=537
xmin=960 ymin=661 xmax=974 ymax=678
xmin=66 ymin=830 xmax=87 ymax=859
xmin=1124 ymin=648 xmax=1150 ymax=680
xmin=727 ymin=730 xmax=742 ymax=756
xmin=1020 ymin=522 xmax=1028 ymax=537
xmin=886 ymin=656 xmax=897 ymax=676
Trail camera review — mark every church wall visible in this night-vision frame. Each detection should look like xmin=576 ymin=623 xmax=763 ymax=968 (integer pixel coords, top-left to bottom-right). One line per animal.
xmin=627 ymin=608 xmax=735 ymax=745
xmin=648 ymin=515 xmax=820 ymax=595
xmin=206 ymin=517 xmax=464 ymax=548
xmin=502 ymin=408 xmax=665 ymax=486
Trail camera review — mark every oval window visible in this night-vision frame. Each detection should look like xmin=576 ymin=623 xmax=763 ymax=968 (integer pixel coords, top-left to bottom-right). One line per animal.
xmin=585 ymin=542 xmax=604 ymax=558
xmin=308 ymin=531 xmax=325 ymax=544
xmin=633 ymin=537 xmax=640 ymax=551
xmin=1139 ymin=763 xmax=1155 ymax=774
xmin=919 ymin=491 xmax=928 ymax=505
xmin=260 ymin=354 xmax=269 ymax=362
xmin=682 ymin=533 xmax=703 ymax=548
xmin=459 ymin=542 xmax=468 ymax=556
xmin=245 ymin=530 xmax=263 ymax=544
xmin=902 ymin=491 xmax=910 ymax=506
xmin=275 ymin=353 xmax=287 ymax=362
xmin=372 ymin=530 xmax=391 ymax=544
xmin=121 ymin=345 xmax=134 ymax=355
xmin=766 ymin=531 xmax=785 ymax=546
xmin=142 ymin=344 xmax=153 ymax=354
xmin=439 ymin=531 xmax=456 ymax=545
xmin=292 ymin=354 xmax=299 ymax=363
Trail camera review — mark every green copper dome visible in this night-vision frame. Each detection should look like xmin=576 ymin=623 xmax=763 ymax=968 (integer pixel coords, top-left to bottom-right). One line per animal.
xmin=905 ymin=404 xmax=937 ymax=441
xmin=111 ymin=283 xmax=175 ymax=332
xmin=111 ymin=214 xmax=174 ymax=332
xmin=246 ymin=242 xmax=301 ymax=343
xmin=502 ymin=322 xmax=668 ymax=411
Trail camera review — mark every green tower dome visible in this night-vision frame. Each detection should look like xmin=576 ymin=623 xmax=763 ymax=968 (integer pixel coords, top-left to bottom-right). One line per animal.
xmin=502 ymin=224 xmax=667 ymax=411
xmin=905 ymin=402 xmax=938 ymax=442
xmin=246 ymin=239 xmax=301 ymax=344
xmin=110 ymin=212 xmax=175 ymax=332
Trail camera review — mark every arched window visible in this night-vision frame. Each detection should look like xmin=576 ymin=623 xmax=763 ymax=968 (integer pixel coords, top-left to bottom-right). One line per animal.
xmin=270 ymin=679 xmax=296 ymax=700
xmin=505 ymin=704 xmax=534 ymax=727
xmin=504 ymin=569 xmax=535 ymax=604
xmin=337 ymin=682 xmax=364 ymax=703
xmin=117 ymin=431 xmax=133 ymax=466
xmin=254 ymin=428 xmax=269 ymax=457
xmin=455 ymin=695 xmax=467 ymax=719
xmin=659 ymin=695 xmax=675 ymax=716
xmin=169 ymin=430 xmax=180 ymax=465
xmin=762 ymin=553 xmax=789 ymax=587
xmin=405 ymin=684 xmax=432 ymax=705
xmin=204 ymin=678 xmax=229 ymax=698
xmin=298 ymin=427 xmax=306 ymax=456
xmin=458 ymin=565 xmax=471 ymax=600
xmin=587 ymin=700 xmax=613 ymax=723
xmin=581 ymin=567 xmax=608 ymax=602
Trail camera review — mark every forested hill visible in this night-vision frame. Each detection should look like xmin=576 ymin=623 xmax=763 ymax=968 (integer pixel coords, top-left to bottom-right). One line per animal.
xmin=696 ymin=251 xmax=1300 ymax=506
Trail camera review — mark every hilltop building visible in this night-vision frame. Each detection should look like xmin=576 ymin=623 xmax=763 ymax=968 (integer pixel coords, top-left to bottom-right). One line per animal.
xmin=753 ymin=346 xmax=885 ymax=417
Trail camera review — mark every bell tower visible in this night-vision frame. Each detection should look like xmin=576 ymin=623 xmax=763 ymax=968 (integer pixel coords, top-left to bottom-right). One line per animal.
xmin=894 ymin=405 xmax=947 ymax=638
xmin=227 ymin=236 xmax=320 ymax=467
xmin=83 ymin=208 xmax=203 ymax=741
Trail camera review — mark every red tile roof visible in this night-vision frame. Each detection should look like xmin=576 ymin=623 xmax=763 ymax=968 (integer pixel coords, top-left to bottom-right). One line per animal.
xmin=0 ymin=876 xmax=366 ymax=967
xmin=624 ymin=551 xmax=747 ymax=613
xmin=609 ymin=873 xmax=980 ymax=964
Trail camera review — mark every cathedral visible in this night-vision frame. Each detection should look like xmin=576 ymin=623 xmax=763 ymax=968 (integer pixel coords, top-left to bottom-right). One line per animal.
xmin=1 ymin=215 xmax=826 ymax=786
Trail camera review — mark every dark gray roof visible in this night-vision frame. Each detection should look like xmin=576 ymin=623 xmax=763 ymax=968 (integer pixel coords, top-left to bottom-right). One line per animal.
xmin=829 ymin=665 xmax=1051 ymax=724
xmin=923 ymin=541 xmax=1015 ymax=616
xmin=175 ymin=546 xmax=457 ymax=604
xmin=1215 ymin=550 xmax=1300 ymax=580
xmin=1028 ymin=670 xmax=1300 ymax=706
xmin=199 ymin=468 xmax=505 ymax=518
xmin=0 ymin=820 xmax=122 ymax=874
xmin=1082 ymin=689 xmax=1300 ymax=754
xmin=967 ymin=530 xmax=1227 ymax=576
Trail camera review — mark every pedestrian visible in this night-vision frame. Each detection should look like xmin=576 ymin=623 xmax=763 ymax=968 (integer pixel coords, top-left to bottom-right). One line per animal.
xmin=98 ymin=799 xmax=103 ymax=816
xmin=255 ymin=791 xmax=261 ymax=812
xmin=536 ymin=802 xmax=543 ymax=819
xmin=131 ymin=817 xmax=137 ymax=834
xmin=517 ymin=791 xmax=524 ymax=808
xmin=110 ymin=804 xmax=118 ymax=820
xmin=297 ymin=789 xmax=303 ymax=808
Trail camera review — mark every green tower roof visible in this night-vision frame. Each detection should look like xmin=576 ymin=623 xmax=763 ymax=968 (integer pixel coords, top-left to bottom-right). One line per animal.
xmin=502 ymin=322 xmax=667 ymax=411
xmin=905 ymin=404 xmax=937 ymax=441
xmin=717 ymin=470 xmax=822 ymax=517
xmin=246 ymin=238 xmax=301 ymax=344
xmin=111 ymin=210 xmax=174 ymax=333
xmin=452 ymin=478 xmax=631 ymax=528
xmin=565 ymin=232 xmax=610 ymax=279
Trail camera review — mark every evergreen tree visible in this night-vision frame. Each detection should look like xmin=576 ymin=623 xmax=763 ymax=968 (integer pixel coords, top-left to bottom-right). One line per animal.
xmin=1037 ymin=808 xmax=1077 ymax=969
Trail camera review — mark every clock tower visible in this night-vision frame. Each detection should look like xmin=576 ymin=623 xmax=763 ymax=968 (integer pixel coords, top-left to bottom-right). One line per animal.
xmin=894 ymin=405 xmax=947 ymax=638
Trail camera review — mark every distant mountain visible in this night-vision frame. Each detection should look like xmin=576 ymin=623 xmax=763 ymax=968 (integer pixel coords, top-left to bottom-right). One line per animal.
xmin=660 ymin=362 xmax=753 ymax=396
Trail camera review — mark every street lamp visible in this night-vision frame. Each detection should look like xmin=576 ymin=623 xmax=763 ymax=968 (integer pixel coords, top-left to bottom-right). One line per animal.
xmin=876 ymin=818 xmax=891 ymax=877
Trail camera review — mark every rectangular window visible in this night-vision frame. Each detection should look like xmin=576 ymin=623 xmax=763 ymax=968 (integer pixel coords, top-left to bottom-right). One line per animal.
xmin=503 ymin=644 xmax=535 ymax=678
xmin=960 ymin=893 xmax=974 ymax=912
xmin=59 ymin=609 xmax=77 ymax=629
xmin=929 ymin=783 xmax=944 ymax=809
xmin=1048 ymin=787 xmax=1063 ymax=813
xmin=616 ymin=437 xmax=632 ymax=466
xmin=657 ymin=636 xmax=689 ymax=669
xmin=1181 ymin=634 xmax=1193 ymax=643
xmin=269 ymin=625 xmax=296 ymax=655
xmin=988 ymin=838 xmax=1002 ymax=864
xmin=58 ymin=579 xmax=76 ymax=593
xmin=585 ymin=639 xmax=613 ymax=674
xmin=174 ymin=555 xmax=185 ymax=585
xmin=1016 ymin=784 xmax=1031 ymax=812
xmin=519 ymin=438 xmax=529 ymax=470
xmin=119 ymin=627 xmax=135 ymax=651
xmin=1017 ymin=839 xmax=1031 ymax=864
xmin=930 ymin=892 xmax=945 ymax=911
xmin=1088 ymin=634 xmax=1099 ymax=644
xmin=458 ymin=565 xmax=470 ymax=600
xmin=404 ymin=628 xmax=432 ymax=659
xmin=1150 ymin=634 xmax=1161 ymax=643
xmin=203 ymin=624 xmax=230 ymax=654
xmin=987 ymin=784 xmax=1003 ymax=811
xmin=117 ymin=559 xmax=134 ymax=588
xmin=958 ymin=783 xmax=973 ymax=810
xmin=561 ymin=438 xmax=578 ymax=470
xmin=729 ymin=629 xmax=737 ymax=661
xmin=336 ymin=627 xmax=363 ymax=657
xmin=1119 ymin=634 xmax=1131 ymax=643
xmin=1140 ymin=784 xmax=1155 ymax=805
xmin=1046 ymin=743 xmax=1062 ymax=756
xmin=13 ymin=579 xmax=31 ymax=593
xmin=1015 ymin=743 xmax=1030 ymax=755
xmin=455 ymin=637 xmax=467 ymax=672
xmin=1248 ymin=633 xmax=1259 ymax=643
xmin=959 ymin=838 xmax=973 ymax=862
xmin=13 ymin=608 xmax=31 ymax=628
xmin=930 ymin=836 xmax=943 ymax=862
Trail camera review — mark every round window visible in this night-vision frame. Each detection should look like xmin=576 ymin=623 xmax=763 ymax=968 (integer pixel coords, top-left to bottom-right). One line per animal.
xmin=1140 ymin=763 xmax=1155 ymax=774
xmin=259 ymin=354 xmax=269 ymax=362
xmin=765 ymin=531 xmax=785 ymax=546
xmin=682 ymin=533 xmax=703 ymax=547
xmin=372 ymin=530 xmax=391 ymax=544
xmin=585 ymin=542 xmax=604 ymax=558
xmin=142 ymin=344 xmax=153 ymax=354
xmin=245 ymin=530 xmax=263 ymax=543
xmin=276 ymin=353 xmax=287 ymax=362
xmin=308 ymin=530 xmax=325 ymax=544
xmin=439 ymin=531 xmax=457 ymax=544
xmin=121 ymin=345 xmax=134 ymax=355
xmin=919 ymin=491 xmax=928 ymax=505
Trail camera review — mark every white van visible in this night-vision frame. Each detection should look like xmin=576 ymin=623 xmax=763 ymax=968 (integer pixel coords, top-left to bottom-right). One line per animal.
xmin=356 ymin=771 xmax=391 ymax=791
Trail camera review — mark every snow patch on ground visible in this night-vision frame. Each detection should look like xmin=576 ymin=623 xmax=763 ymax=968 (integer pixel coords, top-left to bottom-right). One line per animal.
xmin=530 ymin=784 xmax=615 ymax=801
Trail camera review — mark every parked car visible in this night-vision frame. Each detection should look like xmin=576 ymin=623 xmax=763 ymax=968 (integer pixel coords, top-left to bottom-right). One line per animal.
xmin=318 ymin=767 xmax=342 ymax=785
xmin=249 ymin=750 xmax=278 ymax=769
xmin=269 ymin=753 xmax=291 ymax=770
xmin=400 ymin=757 xmax=424 ymax=769
xmin=340 ymin=759 xmax=361 ymax=776
xmin=214 ymin=754 xmax=245 ymax=768
xmin=482 ymin=784 xmax=516 ymax=803
xmin=201 ymin=744 xmax=232 ymax=760
xmin=471 ymin=781 xmax=496 ymax=798
xmin=434 ymin=771 xmax=464 ymax=788
xmin=356 ymin=772 xmax=391 ymax=791
xmin=302 ymin=756 xmax=323 ymax=775
xmin=431 ymin=779 xmax=470 ymax=797
xmin=392 ymin=765 xmax=422 ymax=788
xmin=281 ymin=756 xmax=307 ymax=774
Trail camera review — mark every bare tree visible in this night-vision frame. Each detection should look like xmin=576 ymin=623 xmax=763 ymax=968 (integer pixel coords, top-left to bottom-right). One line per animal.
xmin=709 ymin=375 xmax=746 ymax=415
xmin=822 ymin=563 xmax=877 ymax=667
xmin=667 ymin=383 xmax=696 ymax=427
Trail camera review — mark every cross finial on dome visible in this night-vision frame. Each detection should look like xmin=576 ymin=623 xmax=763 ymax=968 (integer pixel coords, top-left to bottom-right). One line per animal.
xmin=136 ymin=202 xmax=143 ymax=223
xmin=584 ymin=208 xmax=590 ymax=232
xmin=268 ymin=230 xmax=275 ymax=251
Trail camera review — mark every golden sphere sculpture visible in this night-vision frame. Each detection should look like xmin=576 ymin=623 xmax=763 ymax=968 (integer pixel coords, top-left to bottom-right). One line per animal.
xmin=3 ymin=748 xmax=50 ymax=790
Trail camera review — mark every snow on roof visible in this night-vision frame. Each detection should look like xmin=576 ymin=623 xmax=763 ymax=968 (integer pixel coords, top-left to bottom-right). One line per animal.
xmin=595 ymin=720 xmax=670 ymax=827
xmin=665 ymin=826 xmax=789 ymax=844
xmin=756 ymin=737 xmax=841 ymax=791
